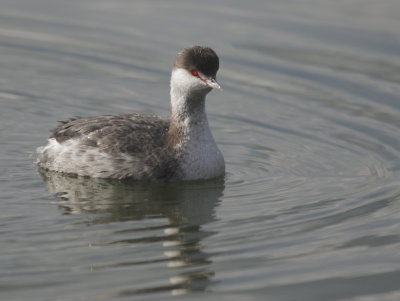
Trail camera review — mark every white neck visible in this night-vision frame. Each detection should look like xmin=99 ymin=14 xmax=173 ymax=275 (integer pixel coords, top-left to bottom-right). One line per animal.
xmin=168 ymin=68 xmax=225 ymax=179
xmin=169 ymin=68 xmax=212 ymax=136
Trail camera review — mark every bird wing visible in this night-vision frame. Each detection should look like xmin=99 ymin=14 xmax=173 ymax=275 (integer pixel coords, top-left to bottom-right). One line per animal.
xmin=51 ymin=114 xmax=169 ymax=156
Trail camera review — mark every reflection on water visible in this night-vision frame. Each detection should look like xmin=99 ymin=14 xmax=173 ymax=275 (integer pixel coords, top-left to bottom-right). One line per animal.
xmin=39 ymin=169 xmax=224 ymax=296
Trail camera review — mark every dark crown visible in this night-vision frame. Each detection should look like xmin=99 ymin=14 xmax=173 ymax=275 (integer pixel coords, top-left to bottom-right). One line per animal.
xmin=174 ymin=46 xmax=219 ymax=77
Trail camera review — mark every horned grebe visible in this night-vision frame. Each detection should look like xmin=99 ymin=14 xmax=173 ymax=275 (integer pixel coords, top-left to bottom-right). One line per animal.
xmin=36 ymin=46 xmax=225 ymax=180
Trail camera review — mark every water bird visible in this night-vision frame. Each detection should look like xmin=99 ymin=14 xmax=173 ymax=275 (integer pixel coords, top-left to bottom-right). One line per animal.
xmin=37 ymin=46 xmax=225 ymax=180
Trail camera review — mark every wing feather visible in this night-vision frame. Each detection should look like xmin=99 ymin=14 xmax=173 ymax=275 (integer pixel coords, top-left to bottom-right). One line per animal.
xmin=51 ymin=114 xmax=169 ymax=156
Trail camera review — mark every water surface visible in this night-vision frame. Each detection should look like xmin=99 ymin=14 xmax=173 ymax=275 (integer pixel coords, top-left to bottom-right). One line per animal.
xmin=1 ymin=1 xmax=400 ymax=300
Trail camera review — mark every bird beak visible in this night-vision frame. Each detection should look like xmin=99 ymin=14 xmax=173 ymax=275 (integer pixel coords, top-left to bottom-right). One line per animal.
xmin=206 ymin=77 xmax=223 ymax=91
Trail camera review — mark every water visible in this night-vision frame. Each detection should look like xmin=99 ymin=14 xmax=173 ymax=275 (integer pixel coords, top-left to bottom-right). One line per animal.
xmin=1 ymin=0 xmax=400 ymax=300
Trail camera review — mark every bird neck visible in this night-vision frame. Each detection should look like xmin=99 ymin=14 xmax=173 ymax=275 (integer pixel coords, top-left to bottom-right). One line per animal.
xmin=167 ymin=87 xmax=211 ymax=148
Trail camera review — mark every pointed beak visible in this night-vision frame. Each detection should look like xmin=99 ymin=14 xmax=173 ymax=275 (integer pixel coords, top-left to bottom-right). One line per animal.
xmin=206 ymin=77 xmax=223 ymax=91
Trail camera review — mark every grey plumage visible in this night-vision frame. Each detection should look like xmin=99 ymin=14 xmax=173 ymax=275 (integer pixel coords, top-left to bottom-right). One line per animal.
xmin=44 ymin=114 xmax=181 ymax=180
xmin=52 ymin=114 xmax=168 ymax=154
xmin=37 ymin=45 xmax=225 ymax=181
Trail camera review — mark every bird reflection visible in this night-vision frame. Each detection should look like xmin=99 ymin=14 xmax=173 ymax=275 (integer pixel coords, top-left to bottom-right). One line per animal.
xmin=38 ymin=169 xmax=224 ymax=296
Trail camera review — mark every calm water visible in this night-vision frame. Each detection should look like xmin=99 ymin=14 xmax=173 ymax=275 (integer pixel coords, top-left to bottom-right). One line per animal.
xmin=1 ymin=0 xmax=400 ymax=300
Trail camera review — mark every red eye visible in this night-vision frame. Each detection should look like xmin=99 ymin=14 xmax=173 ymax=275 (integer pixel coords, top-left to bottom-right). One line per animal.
xmin=191 ymin=70 xmax=199 ymax=76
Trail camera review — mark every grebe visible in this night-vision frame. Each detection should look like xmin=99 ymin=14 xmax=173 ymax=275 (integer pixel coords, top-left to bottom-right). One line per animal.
xmin=37 ymin=46 xmax=225 ymax=180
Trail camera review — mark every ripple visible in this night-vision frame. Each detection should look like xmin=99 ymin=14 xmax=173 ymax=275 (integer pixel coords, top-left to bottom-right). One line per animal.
xmin=213 ymin=38 xmax=400 ymax=298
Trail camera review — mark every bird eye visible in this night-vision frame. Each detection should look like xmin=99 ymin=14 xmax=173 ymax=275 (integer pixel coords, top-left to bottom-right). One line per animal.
xmin=191 ymin=70 xmax=199 ymax=76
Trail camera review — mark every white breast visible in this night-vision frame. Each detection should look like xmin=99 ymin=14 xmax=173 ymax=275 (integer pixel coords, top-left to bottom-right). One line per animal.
xmin=177 ymin=120 xmax=225 ymax=180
